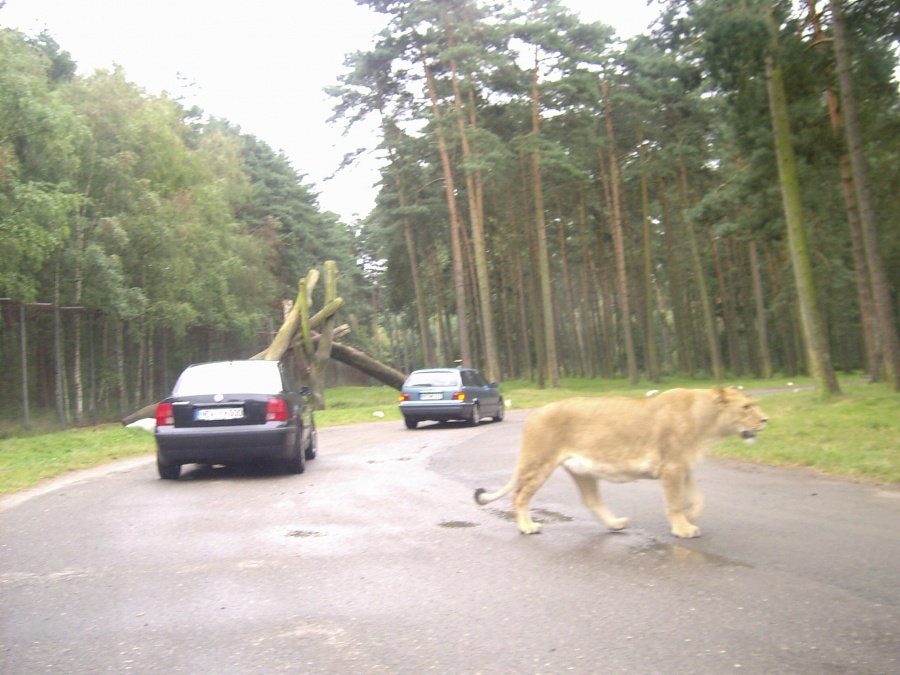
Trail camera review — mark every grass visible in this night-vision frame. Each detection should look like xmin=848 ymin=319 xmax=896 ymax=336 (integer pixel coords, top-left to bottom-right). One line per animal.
xmin=0 ymin=425 xmax=156 ymax=496
xmin=1 ymin=376 xmax=897 ymax=496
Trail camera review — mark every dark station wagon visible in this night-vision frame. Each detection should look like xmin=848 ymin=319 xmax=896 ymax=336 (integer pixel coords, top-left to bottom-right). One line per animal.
xmin=154 ymin=359 xmax=316 ymax=479
xmin=398 ymin=367 xmax=504 ymax=429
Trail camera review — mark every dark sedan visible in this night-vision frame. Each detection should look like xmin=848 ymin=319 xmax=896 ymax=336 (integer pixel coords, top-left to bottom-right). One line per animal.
xmin=398 ymin=367 xmax=504 ymax=429
xmin=154 ymin=359 xmax=316 ymax=479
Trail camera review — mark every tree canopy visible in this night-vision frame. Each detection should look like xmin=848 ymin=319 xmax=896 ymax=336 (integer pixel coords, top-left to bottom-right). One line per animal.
xmin=2 ymin=0 xmax=898 ymax=427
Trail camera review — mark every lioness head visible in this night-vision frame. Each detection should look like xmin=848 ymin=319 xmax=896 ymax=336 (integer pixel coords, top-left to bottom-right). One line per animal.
xmin=715 ymin=387 xmax=768 ymax=445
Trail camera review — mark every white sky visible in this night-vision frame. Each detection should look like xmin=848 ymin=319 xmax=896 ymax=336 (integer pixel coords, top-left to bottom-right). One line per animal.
xmin=1 ymin=0 xmax=660 ymax=222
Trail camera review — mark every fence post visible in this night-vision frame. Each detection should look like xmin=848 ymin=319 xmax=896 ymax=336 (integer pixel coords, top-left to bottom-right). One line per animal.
xmin=20 ymin=304 xmax=30 ymax=431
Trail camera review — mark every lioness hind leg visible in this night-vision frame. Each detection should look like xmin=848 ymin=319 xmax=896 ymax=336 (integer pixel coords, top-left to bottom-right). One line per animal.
xmin=660 ymin=467 xmax=701 ymax=538
xmin=565 ymin=470 xmax=629 ymax=531
xmin=511 ymin=462 xmax=558 ymax=534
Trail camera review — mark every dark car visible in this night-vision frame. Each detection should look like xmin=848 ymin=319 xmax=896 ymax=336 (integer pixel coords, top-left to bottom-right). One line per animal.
xmin=154 ymin=359 xmax=316 ymax=479
xmin=398 ymin=367 xmax=504 ymax=429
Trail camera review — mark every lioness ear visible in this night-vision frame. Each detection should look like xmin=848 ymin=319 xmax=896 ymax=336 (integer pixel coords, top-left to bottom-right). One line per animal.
xmin=712 ymin=386 xmax=728 ymax=402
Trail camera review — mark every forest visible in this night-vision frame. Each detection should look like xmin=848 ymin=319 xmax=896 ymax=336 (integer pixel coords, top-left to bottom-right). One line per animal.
xmin=1 ymin=0 xmax=898 ymax=428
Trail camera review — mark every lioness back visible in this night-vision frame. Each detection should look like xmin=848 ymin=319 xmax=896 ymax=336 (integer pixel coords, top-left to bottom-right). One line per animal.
xmin=521 ymin=389 xmax=713 ymax=466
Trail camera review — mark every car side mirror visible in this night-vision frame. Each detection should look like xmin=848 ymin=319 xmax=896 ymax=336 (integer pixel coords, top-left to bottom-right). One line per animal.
xmin=299 ymin=386 xmax=312 ymax=396
xmin=490 ymin=382 xmax=498 ymax=388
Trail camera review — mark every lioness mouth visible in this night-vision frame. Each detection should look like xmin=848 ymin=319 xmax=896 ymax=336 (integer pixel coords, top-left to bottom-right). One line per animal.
xmin=741 ymin=430 xmax=758 ymax=445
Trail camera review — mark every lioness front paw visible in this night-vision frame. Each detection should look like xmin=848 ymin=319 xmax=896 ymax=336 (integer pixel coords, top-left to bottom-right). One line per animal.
xmin=672 ymin=523 xmax=701 ymax=538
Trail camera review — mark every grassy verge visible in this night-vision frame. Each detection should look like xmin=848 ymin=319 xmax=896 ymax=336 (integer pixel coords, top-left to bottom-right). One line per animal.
xmin=0 ymin=426 xmax=156 ymax=496
xmin=712 ymin=385 xmax=900 ymax=483
xmin=1 ymin=377 xmax=896 ymax=496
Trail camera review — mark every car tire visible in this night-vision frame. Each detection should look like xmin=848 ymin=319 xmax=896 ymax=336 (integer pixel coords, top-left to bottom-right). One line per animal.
xmin=305 ymin=421 xmax=318 ymax=460
xmin=492 ymin=400 xmax=505 ymax=422
xmin=286 ymin=430 xmax=306 ymax=474
xmin=467 ymin=403 xmax=481 ymax=427
xmin=404 ymin=417 xmax=418 ymax=430
xmin=157 ymin=452 xmax=181 ymax=480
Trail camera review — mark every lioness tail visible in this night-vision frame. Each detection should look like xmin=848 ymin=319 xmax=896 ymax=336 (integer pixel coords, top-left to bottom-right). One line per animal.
xmin=473 ymin=475 xmax=517 ymax=505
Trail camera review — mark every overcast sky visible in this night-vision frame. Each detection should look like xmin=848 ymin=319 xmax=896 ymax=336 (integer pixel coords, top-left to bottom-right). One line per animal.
xmin=1 ymin=0 xmax=660 ymax=222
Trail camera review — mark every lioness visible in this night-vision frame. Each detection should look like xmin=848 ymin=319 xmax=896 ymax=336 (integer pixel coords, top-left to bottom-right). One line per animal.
xmin=474 ymin=387 xmax=767 ymax=538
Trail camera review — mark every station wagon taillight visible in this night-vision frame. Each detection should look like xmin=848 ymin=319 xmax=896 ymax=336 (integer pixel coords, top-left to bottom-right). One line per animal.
xmin=155 ymin=402 xmax=174 ymax=427
xmin=399 ymin=393 xmax=409 ymax=402
xmin=266 ymin=397 xmax=289 ymax=422
xmin=453 ymin=391 xmax=465 ymax=401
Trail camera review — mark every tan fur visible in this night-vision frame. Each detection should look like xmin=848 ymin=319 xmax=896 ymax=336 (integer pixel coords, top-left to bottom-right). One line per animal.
xmin=474 ymin=387 xmax=768 ymax=538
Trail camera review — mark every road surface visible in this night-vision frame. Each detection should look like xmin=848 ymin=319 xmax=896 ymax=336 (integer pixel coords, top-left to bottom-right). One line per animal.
xmin=2 ymin=409 xmax=898 ymax=673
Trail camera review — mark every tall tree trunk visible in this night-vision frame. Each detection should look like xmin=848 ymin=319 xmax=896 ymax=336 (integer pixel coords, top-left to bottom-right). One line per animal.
xmin=576 ymin=187 xmax=602 ymax=377
xmin=601 ymin=81 xmax=639 ymax=385
xmin=428 ymin=250 xmax=452 ymax=364
xmin=764 ymin=22 xmax=841 ymax=398
xmin=658 ymin=177 xmax=695 ymax=375
xmin=711 ymin=231 xmax=741 ymax=376
xmin=530 ymin=46 xmax=559 ymax=387
xmin=417 ymin=38 xmax=472 ymax=367
xmin=749 ymin=239 xmax=773 ymax=379
xmin=508 ymin=186 xmax=534 ymax=379
xmin=401 ymin=201 xmax=436 ymax=366
xmin=72 ymin=222 xmax=84 ymax=424
xmin=638 ymin=129 xmax=660 ymax=383
xmin=594 ymin=154 xmax=617 ymax=378
xmin=556 ymin=215 xmax=588 ymax=376
xmin=828 ymin=0 xmax=899 ymax=390
xmin=445 ymin=22 xmax=500 ymax=380
xmin=807 ymin=0 xmax=879 ymax=380
xmin=388 ymin=142 xmax=436 ymax=367
xmin=679 ymin=161 xmax=725 ymax=381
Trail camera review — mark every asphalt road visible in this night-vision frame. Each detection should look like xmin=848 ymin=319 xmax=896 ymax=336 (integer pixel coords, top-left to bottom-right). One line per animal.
xmin=2 ymin=408 xmax=898 ymax=674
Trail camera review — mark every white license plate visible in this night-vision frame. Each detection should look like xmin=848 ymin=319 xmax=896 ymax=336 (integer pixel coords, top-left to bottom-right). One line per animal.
xmin=420 ymin=393 xmax=443 ymax=400
xmin=195 ymin=407 xmax=244 ymax=421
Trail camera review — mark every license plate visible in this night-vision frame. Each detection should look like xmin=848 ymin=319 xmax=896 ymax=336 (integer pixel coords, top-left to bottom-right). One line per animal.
xmin=195 ymin=407 xmax=244 ymax=421
xmin=420 ymin=393 xmax=443 ymax=400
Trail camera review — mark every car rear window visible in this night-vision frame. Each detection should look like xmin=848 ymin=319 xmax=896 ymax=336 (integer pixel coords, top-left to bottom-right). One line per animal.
xmin=405 ymin=371 xmax=459 ymax=387
xmin=173 ymin=362 xmax=284 ymax=396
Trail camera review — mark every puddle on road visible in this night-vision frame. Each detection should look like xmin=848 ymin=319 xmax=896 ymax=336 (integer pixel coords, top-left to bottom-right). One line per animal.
xmin=286 ymin=530 xmax=325 ymax=538
xmin=628 ymin=539 xmax=751 ymax=568
xmin=483 ymin=508 xmax=750 ymax=568
xmin=439 ymin=520 xmax=479 ymax=529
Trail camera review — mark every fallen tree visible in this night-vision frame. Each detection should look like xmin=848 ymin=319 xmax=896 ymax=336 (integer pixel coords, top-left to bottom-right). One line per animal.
xmin=122 ymin=262 xmax=406 ymax=425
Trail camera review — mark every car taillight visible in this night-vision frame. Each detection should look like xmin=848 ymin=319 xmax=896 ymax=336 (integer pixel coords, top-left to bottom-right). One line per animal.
xmin=155 ymin=402 xmax=174 ymax=427
xmin=453 ymin=391 xmax=465 ymax=401
xmin=266 ymin=397 xmax=288 ymax=422
xmin=399 ymin=393 xmax=409 ymax=402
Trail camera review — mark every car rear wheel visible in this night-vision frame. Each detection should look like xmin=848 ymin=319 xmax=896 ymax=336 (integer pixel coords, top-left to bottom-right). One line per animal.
xmin=157 ymin=452 xmax=181 ymax=480
xmin=492 ymin=400 xmax=505 ymax=422
xmin=286 ymin=430 xmax=306 ymax=474
xmin=404 ymin=417 xmax=418 ymax=429
xmin=305 ymin=422 xmax=318 ymax=460
xmin=467 ymin=403 xmax=481 ymax=427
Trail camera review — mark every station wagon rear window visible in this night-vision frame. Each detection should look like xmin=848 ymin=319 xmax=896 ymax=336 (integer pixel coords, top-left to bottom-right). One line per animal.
xmin=405 ymin=372 xmax=459 ymax=387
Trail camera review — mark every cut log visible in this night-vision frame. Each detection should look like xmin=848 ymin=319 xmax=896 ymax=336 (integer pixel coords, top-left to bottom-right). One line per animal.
xmin=328 ymin=341 xmax=406 ymax=390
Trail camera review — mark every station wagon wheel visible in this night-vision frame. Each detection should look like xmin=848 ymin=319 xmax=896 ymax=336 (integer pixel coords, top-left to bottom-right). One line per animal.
xmin=492 ymin=400 xmax=505 ymax=422
xmin=467 ymin=403 xmax=481 ymax=427
xmin=404 ymin=417 xmax=418 ymax=429
xmin=157 ymin=451 xmax=181 ymax=480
